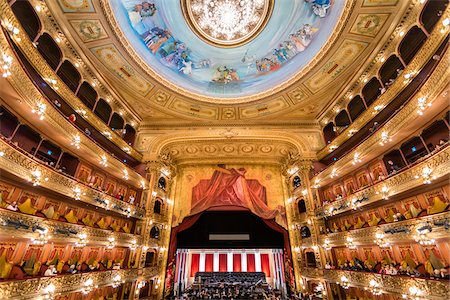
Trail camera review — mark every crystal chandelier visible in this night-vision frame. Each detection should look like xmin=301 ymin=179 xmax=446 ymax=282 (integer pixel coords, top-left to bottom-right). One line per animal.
xmin=182 ymin=0 xmax=273 ymax=47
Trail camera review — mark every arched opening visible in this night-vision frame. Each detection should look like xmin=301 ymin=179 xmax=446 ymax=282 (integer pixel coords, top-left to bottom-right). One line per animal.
xmin=362 ymin=77 xmax=382 ymax=106
xmin=292 ymin=176 xmax=301 ymax=188
xmin=0 ymin=106 xmax=20 ymax=138
xmin=154 ymin=199 xmax=162 ymax=214
xmin=123 ymin=124 xmax=136 ymax=145
xmin=305 ymin=251 xmax=316 ymax=267
xmin=57 ymin=60 xmax=81 ymax=93
xmin=323 ymin=122 xmax=336 ymax=144
xmin=11 ymin=1 xmax=41 ymax=41
xmin=400 ymin=136 xmax=428 ymax=164
xmin=58 ymin=152 xmax=79 ymax=177
xmin=76 ymin=82 xmax=97 ymax=110
xmin=421 ymin=120 xmax=448 ymax=151
xmin=347 ymin=95 xmax=365 ymax=122
xmin=158 ymin=177 xmax=166 ymax=190
xmin=379 ymin=55 xmax=403 ymax=85
xmin=145 ymin=251 xmax=156 ymax=267
xmin=335 ymin=110 xmax=351 ymax=127
xmin=383 ymin=149 xmax=406 ymax=175
xmin=420 ymin=0 xmax=449 ymax=33
xmin=297 ymin=199 xmax=307 ymax=214
xmin=399 ymin=26 xmax=428 ymax=65
xmin=109 ymin=113 xmax=125 ymax=131
xmin=35 ymin=140 xmax=61 ymax=166
xmin=300 ymin=226 xmax=311 ymax=238
xmin=150 ymin=226 xmax=160 ymax=239
xmin=10 ymin=125 xmax=41 ymax=155
xmin=93 ymin=98 xmax=112 ymax=124
xmin=36 ymin=33 xmax=62 ymax=70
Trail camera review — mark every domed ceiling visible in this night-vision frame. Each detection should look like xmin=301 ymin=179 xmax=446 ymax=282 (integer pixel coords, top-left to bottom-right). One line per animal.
xmin=112 ymin=0 xmax=340 ymax=99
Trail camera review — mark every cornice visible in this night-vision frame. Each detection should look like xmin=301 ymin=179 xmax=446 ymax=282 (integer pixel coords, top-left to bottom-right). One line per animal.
xmin=0 ymin=1 xmax=142 ymax=160
xmin=315 ymin=146 xmax=450 ymax=218
xmin=313 ymin=47 xmax=450 ymax=184
xmin=99 ymin=0 xmax=357 ymax=105
xmin=317 ymin=6 xmax=450 ymax=158
xmin=0 ymin=138 xmax=146 ymax=219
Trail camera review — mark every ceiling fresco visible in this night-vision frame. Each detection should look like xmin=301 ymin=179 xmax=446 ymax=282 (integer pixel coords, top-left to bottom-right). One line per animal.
xmin=112 ymin=0 xmax=342 ymax=98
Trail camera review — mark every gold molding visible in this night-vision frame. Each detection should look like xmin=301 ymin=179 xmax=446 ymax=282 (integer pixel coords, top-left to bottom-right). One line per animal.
xmin=98 ymin=0 xmax=356 ymax=105
xmin=315 ymin=146 xmax=450 ymax=217
xmin=0 ymin=2 xmax=142 ymax=160
xmin=317 ymin=4 xmax=450 ymax=157
xmin=0 ymin=139 xmax=146 ymax=219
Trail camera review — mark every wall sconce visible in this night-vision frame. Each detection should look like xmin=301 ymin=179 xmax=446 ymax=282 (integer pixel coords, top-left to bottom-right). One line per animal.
xmin=99 ymin=156 xmax=108 ymax=167
xmin=365 ymin=279 xmax=382 ymax=295
xmin=323 ymin=240 xmax=332 ymax=250
xmin=72 ymin=186 xmax=84 ymax=200
xmin=312 ymin=179 xmax=320 ymax=189
xmin=417 ymin=97 xmax=431 ymax=115
xmin=403 ymin=286 xmax=423 ymax=300
xmin=31 ymin=102 xmax=46 ymax=120
xmin=137 ymin=280 xmax=147 ymax=290
xmin=352 ymin=152 xmax=362 ymax=165
xmin=29 ymin=169 xmax=48 ymax=186
xmin=374 ymin=233 xmax=389 ymax=248
xmin=377 ymin=185 xmax=389 ymax=200
xmin=122 ymin=147 xmax=131 ymax=154
xmin=31 ymin=228 xmax=50 ymax=245
xmin=379 ymin=132 xmax=392 ymax=146
xmin=75 ymin=234 xmax=88 ymax=247
xmin=288 ymin=166 xmax=299 ymax=175
xmin=102 ymin=131 xmax=112 ymax=139
xmin=129 ymin=240 xmax=137 ymax=251
xmin=1 ymin=53 xmax=13 ymax=78
xmin=415 ymin=167 xmax=433 ymax=184
xmin=75 ymin=109 xmax=87 ymax=119
xmin=122 ymin=169 xmax=129 ymax=180
xmin=330 ymin=168 xmax=338 ymax=178
xmin=107 ymin=237 xmax=116 ymax=249
xmin=112 ymin=274 xmax=125 ymax=288
xmin=347 ymin=129 xmax=357 ymax=137
xmin=82 ymin=278 xmax=97 ymax=295
xmin=338 ymin=275 xmax=349 ymax=289
xmin=71 ymin=135 xmax=81 ymax=149
xmin=43 ymin=283 xmax=56 ymax=299
xmin=414 ymin=231 xmax=435 ymax=246
xmin=141 ymin=181 xmax=147 ymax=190
xmin=329 ymin=145 xmax=338 ymax=152
xmin=345 ymin=237 xmax=356 ymax=249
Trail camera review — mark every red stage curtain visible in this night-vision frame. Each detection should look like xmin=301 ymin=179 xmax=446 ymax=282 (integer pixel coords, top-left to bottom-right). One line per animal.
xmin=205 ymin=254 xmax=214 ymax=272
xmin=190 ymin=254 xmax=200 ymax=277
xmin=168 ymin=213 xmax=203 ymax=262
xmin=219 ymin=254 xmax=227 ymax=272
xmin=261 ymin=254 xmax=270 ymax=277
xmin=262 ymin=219 xmax=291 ymax=259
xmin=247 ymin=253 xmax=256 ymax=272
xmin=233 ymin=254 xmax=241 ymax=272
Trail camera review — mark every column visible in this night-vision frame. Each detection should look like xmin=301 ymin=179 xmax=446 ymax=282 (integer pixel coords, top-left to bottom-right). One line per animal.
xmin=255 ymin=251 xmax=262 ymax=272
xmin=213 ymin=252 xmax=219 ymax=272
xmin=227 ymin=252 xmax=233 ymax=272
xmin=241 ymin=251 xmax=247 ymax=272
xmin=199 ymin=252 xmax=206 ymax=272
